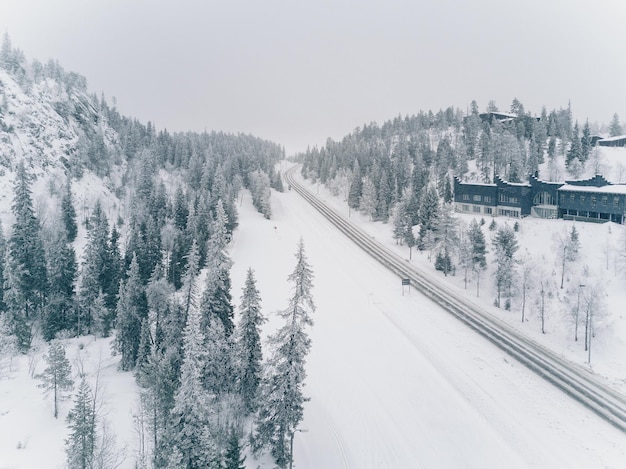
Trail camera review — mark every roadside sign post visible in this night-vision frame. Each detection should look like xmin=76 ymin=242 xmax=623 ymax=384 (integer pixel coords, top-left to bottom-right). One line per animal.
xmin=402 ymin=278 xmax=410 ymax=295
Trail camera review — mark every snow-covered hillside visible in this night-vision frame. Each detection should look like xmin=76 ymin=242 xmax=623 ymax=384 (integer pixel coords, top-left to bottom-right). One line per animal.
xmin=0 ymin=66 xmax=124 ymax=237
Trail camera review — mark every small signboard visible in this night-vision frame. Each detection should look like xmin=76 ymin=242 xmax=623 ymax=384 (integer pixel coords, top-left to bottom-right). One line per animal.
xmin=401 ymin=278 xmax=410 ymax=295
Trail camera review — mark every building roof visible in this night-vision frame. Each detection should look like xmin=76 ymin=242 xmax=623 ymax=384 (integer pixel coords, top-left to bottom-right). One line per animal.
xmin=558 ymin=183 xmax=626 ymax=195
xmin=597 ymin=135 xmax=626 ymax=143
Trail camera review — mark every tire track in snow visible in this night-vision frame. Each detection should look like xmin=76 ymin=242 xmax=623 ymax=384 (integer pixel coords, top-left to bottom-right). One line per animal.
xmin=318 ymin=411 xmax=351 ymax=469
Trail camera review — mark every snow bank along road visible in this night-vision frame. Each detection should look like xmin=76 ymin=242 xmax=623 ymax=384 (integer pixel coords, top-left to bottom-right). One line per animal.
xmin=285 ymin=166 xmax=626 ymax=433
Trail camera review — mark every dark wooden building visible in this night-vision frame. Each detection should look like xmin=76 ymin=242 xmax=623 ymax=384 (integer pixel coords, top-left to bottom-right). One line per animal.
xmin=454 ymin=173 xmax=626 ymax=224
xmin=454 ymin=175 xmax=534 ymax=218
xmin=558 ymin=175 xmax=626 ymax=224
xmin=597 ymin=135 xmax=626 ymax=147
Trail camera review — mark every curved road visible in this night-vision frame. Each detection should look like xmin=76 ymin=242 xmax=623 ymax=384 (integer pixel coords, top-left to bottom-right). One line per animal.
xmin=285 ymin=165 xmax=626 ymax=433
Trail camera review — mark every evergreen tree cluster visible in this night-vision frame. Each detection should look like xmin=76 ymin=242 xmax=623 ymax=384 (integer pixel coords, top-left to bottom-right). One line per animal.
xmin=299 ymin=98 xmax=611 ymax=230
xmin=0 ymin=34 xmax=301 ymax=467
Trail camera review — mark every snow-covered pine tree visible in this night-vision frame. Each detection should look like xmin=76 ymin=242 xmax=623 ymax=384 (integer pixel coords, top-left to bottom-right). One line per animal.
xmin=37 ymin=340 xmax=73 ymax=418
xmin=236 ymin=268 xmax=265 ymax=414
xmin=254 ymin=238 xmax=315 ymax=468
xmin=468 ymin=219 xmax=487 ymax=297
xmin=0 ymin=220 xmax=5 ymax=312
xmin=359 ymin=176 xmax=377 ymax=221
xmin=347 ymin=159 xmax=362 ymax=210
xmin=609 ymin=113 xmax=622 ymax=137
xmin=417 ymin=185 xmax=440 ymax=252
xmin=115 ymin=253 xmax=148 ymax=370
xmin=168 ymin=292 xmax=221 ymax=468
xmin=202 ymin=316 xmax=235 ymax=397
xmin=493 ymin=224 xmax=519 ymax=309
xmin=3 ymin=250 xmax=31 ymax=350
xmin=180 ymin=239 xmax=200 ymax=323
xmin=65 ymin=378 xmax=96 ymax=469
xmin=79 ymin=201 xmax=111 ymax=335
xmin=61 ymin=179 xmax=78 ymax=243
xmin=0 ymin=312 xmax=17 ymax=377
xmin=200 ymin=201 xmax=234 ymax=336
xmin=224 ymin=426 xmax=246 ymax=469
xmin=145 ymin=264 xmax=174 ymax=349
xmin=43 ymin=219 xmax=77 ymax=340
xmin=8 ymin=161 xmax=48 ymax=324
xmin=433 ymin=203 xmax=459 ymax=276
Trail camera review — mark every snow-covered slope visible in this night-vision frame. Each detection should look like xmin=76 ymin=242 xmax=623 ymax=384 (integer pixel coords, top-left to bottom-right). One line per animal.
xmin=0 ymin=67 xmax=123 ymax=243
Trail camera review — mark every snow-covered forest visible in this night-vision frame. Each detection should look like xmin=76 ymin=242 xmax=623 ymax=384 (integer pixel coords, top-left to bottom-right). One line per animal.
xmin=1 ymin=32 xmax=626 ymax=469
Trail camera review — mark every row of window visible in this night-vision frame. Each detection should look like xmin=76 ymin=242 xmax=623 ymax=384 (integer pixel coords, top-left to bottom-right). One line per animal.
xmin=459 ymin=204 xmax=518 ymax=218
xmin=459 ymin=204 xmax=493 ymax=215
xmin=462 ymin=191 xmax=623 ymax=208
xmin=461 ymin=194 xmax=493 ymax=203
xmin=498 ymin=208 xmax=520 ymax=218
xmin=499 ymin=194 xmax=519 ymax=204
xmin=568 ymin=193 xmax=620 ymax=208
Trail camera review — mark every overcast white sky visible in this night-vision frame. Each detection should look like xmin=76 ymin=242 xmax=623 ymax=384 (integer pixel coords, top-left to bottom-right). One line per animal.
xmin=2 ymin=0 xmax=626 ymax=154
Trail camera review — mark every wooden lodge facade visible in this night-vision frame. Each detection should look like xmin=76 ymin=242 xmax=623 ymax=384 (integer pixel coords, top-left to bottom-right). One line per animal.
xmin=454 ymin=174 xmax=626 ymax=224
xmin=596 ymin=135 xmax=626 ymax=147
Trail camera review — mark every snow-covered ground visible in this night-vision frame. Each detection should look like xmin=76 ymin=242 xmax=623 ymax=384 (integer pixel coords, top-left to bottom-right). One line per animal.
xmin=293 ymin=165 xmax=626 ymax=394
xmin=2 ymin=163 xmax=626 ymax=468
xmin=0 ymin=337 xmax=137 ymax=469
xmin=230 ymin=176 xmax=626 ymax=468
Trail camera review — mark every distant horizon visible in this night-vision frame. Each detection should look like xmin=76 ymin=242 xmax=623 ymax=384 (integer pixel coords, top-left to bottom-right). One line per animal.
xmin=0 ymin=37 xmax=618 ymax=155
xmin=3 ymin=0 xmax=625 ymax=154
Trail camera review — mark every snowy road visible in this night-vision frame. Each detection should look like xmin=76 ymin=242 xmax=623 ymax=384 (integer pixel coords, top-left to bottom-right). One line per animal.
xmin=229 ymin=183 xmax=626 ymax=468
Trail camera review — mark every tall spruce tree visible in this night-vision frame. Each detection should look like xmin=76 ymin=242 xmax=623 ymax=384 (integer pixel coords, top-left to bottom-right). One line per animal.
xmin=8 ymin=162 xmax=48 ymax=321
xmin=3 ymin=250 xmax=31 ymax=350
xmin=0 ymin=220 xmax=6 ymax=312
xmin=202 ymin=317 xmax=235 ymax=396
xmin=236 ymin=268 xmax=265 ymax=414
xmin=115 ymin=254 xmax=148 ymax=370
xmin=37 ymin=340 xmax=73 ymax=418
xmin=581 ymin=121 xmax=592 ymax=163
xmin=566 ymin=122 xmax=582 ymax=170
xmin=224 ymin=427 xmax=246 ymax=469
xmin=43 ymin=220 xmax=77 ymax=340
xmin=609 ymin=113 xmax=622 ymax=137
xmin=180 ymin=240 xmax=200 ymax=323
xmin=79 ymin=202 xmax=111 ymax=335
xmin=347 ymin=159 xmax=362 ymax=209
xmin=199 ymin=201 xmax=234 ymax=335
xmin=168 ymin=293 xmax=220 ymax=468
xmin=493 ymin=224 xmax=519 ymax=309
xmin=61 ymin=179 xmax=78 ymax=243
xmin=468 ymin=219 xmax=487 ymax=297
xmin=433 ymin=203 xmax=459 ymax=276
xmin=254 ymin=239 xmax=315 ymax=468
xmin=417 ymin=185 xmax=440 ymax=252
xmin=65 ymin=378 xmax=96 ymax=469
